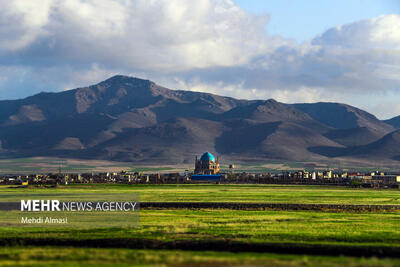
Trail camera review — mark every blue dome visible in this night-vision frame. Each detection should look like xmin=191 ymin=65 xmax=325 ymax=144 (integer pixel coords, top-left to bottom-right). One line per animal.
xmin=200 ymin=152 xmax=215 ymax=162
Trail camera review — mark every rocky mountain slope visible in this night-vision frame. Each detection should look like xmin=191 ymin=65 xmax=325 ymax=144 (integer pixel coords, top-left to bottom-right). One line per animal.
xmin=0 ymin=75 xmax=398 ymax=164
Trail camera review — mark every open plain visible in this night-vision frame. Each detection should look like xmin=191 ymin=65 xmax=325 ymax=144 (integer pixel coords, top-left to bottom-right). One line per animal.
xmin=0 ymin=184 xmax=399 ymax=266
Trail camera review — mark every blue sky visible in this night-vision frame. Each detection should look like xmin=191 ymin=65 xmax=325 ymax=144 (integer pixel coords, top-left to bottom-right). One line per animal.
xmin=0 ymin=0 xmax=399 ymax=119
xmin=235 ymin=0 xmax=400 ymax=42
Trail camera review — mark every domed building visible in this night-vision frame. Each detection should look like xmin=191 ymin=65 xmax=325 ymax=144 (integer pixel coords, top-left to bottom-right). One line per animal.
xmin=194 ymin=152 xmax=220 ymax=174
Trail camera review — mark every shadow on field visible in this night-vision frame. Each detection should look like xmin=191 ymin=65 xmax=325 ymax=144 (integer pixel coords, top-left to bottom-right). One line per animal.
xmin=1 ymin=237 xmax=399 ymax=258
xmin=141 ymin=202 xmax=400 ymax=212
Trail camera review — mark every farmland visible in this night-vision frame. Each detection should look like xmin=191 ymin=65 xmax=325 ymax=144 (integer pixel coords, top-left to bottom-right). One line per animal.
xmin=1 ymin=184 xmax=399 ymax=205
xmin=2 ymin=247 xmax=399 ymax=267
xmin=0 ymin=184 xmax=399 ymax=266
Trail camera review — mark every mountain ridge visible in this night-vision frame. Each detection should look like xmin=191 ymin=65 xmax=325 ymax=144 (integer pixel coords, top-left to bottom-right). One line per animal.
xmin=0 ymin=75 xmax=398 ymax=164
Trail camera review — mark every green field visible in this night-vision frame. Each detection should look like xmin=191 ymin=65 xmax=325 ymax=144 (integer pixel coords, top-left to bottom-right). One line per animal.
xmin=2 ymin=247 xmax=399 ymax=267
xmin=2 ymin=209 xmax=400 ymax=246
xmin=0 ymin=184 xmax=400 ymax=266
xmin=1 ymin=184 xmax=399 ymax=205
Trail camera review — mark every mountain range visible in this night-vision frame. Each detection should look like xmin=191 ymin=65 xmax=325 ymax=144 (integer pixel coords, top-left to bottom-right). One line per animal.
xmin=1 ymin=75 xmax=400 ymax=165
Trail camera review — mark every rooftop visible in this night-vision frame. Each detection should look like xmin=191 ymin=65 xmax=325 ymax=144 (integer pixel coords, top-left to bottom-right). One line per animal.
xmin=200 ymin=152 xmax=215 ymax=162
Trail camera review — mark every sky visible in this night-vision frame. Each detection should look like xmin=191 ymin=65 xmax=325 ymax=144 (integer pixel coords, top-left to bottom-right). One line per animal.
xmin=235 ymin=0 xmax=400 ymax=42
xmin=0 ymin=0 xmax=399 ymax=119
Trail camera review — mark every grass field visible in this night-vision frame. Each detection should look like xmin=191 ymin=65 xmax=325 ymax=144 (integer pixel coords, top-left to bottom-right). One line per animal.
xmin=2 ymin=247 xmax=399 ymax=267
xmin=0 ymin=247 xmax=400 ymax=267
xmin=0 ymin=184 xmax=400 ymax=266
xmin=1 ymin=184 xmax=399 ymax=205
xmin=2 ymin=209 xmax=400 ymax=246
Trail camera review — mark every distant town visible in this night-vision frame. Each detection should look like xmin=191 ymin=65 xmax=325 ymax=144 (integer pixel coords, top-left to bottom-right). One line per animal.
xmin=1 ymin=152 xmax=399 ymax=188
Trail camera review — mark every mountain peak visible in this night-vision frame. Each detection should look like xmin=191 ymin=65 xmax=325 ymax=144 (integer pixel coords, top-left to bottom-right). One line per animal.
xmin=292 ymin=102 xmax=393 ymax=133
xmin=265 ymin=98 xmax=278 ymax=103
xmin=100 ymin=75 xmax=152 ymax=86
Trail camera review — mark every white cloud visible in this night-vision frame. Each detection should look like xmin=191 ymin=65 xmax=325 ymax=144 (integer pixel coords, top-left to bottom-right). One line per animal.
xmin=0 ymin=0 xmax=53 ymax=50
xmin=268 ymin=86 xmax=326 ymax=104
xmin=192 ymin=15 xmax=400 ymax=103
xmin=313 ymin=15 xmax=400 ymax=49
xmin=0 ymin=0 xmax=274 ymax=71
xmin=0 ymin=1 xmax=399 ymax=118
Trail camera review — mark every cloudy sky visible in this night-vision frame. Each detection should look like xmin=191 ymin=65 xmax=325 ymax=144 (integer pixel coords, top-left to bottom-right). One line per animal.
xmin=0 ymin=0 xmax=399 ymax=119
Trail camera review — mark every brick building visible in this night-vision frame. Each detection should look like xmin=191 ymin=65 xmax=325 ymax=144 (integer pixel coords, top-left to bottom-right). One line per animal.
xmin=194 ymin=152 xmax=220 ymax=174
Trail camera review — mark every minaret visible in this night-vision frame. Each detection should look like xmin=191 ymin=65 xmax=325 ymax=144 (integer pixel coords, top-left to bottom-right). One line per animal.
xmin=194 ymin=155 xmax=198 ymax=174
